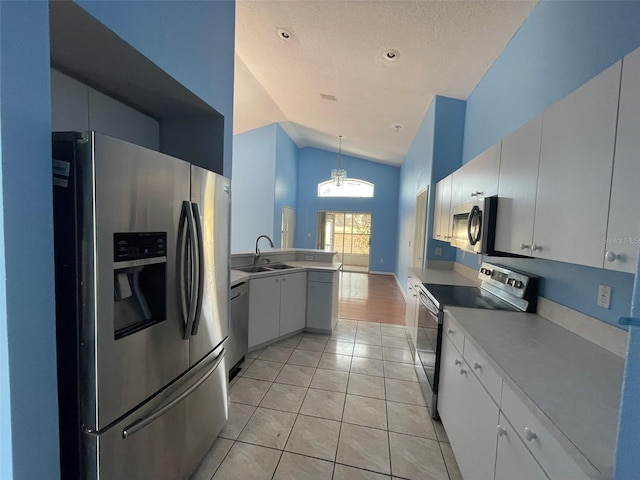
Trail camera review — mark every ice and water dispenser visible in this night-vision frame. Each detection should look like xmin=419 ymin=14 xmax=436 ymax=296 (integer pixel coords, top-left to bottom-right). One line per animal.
xmin=113 ymin=232 xmax=167 ymax=339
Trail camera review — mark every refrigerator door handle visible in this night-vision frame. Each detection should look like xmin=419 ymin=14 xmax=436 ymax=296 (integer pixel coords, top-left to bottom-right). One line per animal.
xmin=177 ymin=201 xmax=190 ymax=335
xmin=190 ymin=202 xmax=205 ymax=336
xmin=178 ymin=200 xmax=199 ymax=340
xmin=122 ymin=347 xmax=225 ymax=439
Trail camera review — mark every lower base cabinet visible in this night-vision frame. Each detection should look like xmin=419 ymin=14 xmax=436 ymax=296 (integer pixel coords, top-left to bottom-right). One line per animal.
xmin=306 ymin=270 xmax=339 ymax=332
xmin=496 ymin=414 xmax=549 ymax=480
xmin=440 ymin=313 xmax=591 ymax=480
xmin=439 ymin=334 xmax=499 ymax=480
xmin=248 ymin=271 xmax=307 ymax=348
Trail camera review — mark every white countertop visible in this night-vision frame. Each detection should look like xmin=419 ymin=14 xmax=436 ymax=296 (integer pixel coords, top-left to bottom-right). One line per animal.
xmin=409 ymin=266 xmax=479 ymax=287
xmin=230 ymin=261 xmax=342 ymax=286
xmin=446 ymin=306 xmax=624 ymax=478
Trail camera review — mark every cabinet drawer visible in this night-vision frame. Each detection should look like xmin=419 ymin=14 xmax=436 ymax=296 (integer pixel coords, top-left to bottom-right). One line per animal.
xmin=463 ymin=338 xmax=503 ymax=404
xmin=501 ymin=383 xmax=589 ymax=480
xmin=308 ymin=270 xmax=334 ymax=283
xmin=443 ymin=313 xmax=464 ymax=353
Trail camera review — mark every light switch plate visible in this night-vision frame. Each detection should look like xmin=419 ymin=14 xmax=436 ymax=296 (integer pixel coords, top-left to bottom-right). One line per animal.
xmin=598 ymin=284 xmax=611 ymax=309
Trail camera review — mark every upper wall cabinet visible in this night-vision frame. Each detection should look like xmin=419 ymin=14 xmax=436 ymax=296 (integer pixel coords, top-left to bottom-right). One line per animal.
xmin=434 ymin=174 xmax=453 ymax=241
xmin=495 ymin=117 xmax=543 ymax=256
xmin=532 ymin=61 xmax=621 ymax=267
xmin=450 ymin=164 xmax=466 ymax=208
xmin=604 ymin=48 xmax=640 ymax=273
xmin=462 ymin=141 xmax=501 ymax=203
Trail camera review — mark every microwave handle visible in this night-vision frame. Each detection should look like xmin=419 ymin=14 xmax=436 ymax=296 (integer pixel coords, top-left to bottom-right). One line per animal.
xmin=467 ymin=205 xmax=482 ymax=246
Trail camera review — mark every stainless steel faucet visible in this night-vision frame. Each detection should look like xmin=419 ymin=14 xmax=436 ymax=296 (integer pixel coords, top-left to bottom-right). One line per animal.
xmin=255 ymin=235 xmax=275 ymax=263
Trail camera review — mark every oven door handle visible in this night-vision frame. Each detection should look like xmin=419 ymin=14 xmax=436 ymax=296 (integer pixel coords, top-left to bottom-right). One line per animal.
xmin=418 ymin=290 xmax=441 ymax=320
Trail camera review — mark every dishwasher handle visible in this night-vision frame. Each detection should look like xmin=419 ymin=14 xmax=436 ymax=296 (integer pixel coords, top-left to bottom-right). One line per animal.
xmin=230 ymin=282 xmax=249 ymax=300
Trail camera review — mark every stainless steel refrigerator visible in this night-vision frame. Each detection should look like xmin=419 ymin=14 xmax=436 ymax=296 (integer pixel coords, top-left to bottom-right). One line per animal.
xmin=52 ymin=131 xmax=230 ymax=479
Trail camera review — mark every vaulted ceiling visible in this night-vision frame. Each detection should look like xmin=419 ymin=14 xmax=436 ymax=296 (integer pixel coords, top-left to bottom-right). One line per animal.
xmin=234 ymin=1 xmax=537 ymax=166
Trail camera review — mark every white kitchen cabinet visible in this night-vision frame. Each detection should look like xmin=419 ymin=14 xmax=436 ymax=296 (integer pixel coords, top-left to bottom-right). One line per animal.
xmin=462 ymin=141 xmax=501 ymax=203
xmin=495 ymin=414 xmax=549 ymax=480
xmin=306 ymin=270 xmax=339 ymax=332
xmin=604 ymin=47 xmax=640 ymax=273
xmin=450 ymin=165 xmax=466 ymax=208
xmin=405 ymin=276 xmax=420 ymax=351
xmin=433 ymin=175 xmax=453 ymax=242
xmin=438 ymin=333 xmax=499 ymax=480
xmin=501 ymin=383 xmax=590 ymax=480
xmin=495 ymin=116 xmax=543 ymax=256
xmin=248 ymin=271 xmax=307 ymax=348
xmin=279 ymin=272 xmax=307 ymax=336
xmin=533 ymin=60 xmax=621 ymax=267
xmin=248 ymin=276 xmax=281 ymax=348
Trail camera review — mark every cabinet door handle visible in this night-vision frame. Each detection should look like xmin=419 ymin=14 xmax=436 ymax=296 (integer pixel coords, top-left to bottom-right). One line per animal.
xmin=606 ymin=251 xmax=621 ymax=262
xmin=497 ymin=425 xmax=508 ymax=437
xmin=524 ymin=427 xmax=537 ymax=441
xmin=531 ymin=244 xmax=541 ymax=252
xmin=447 ymin=328 xmax=454 ymax=335
xmin=459 ymin=367 xmax=467 ymax=375
xmin=473 ymin=361 xmax=481 ymax=370
xmin=520 ymin=243 xmax=531 ymax=251
xmin=454 ymin=358 xmax=462 ymax=366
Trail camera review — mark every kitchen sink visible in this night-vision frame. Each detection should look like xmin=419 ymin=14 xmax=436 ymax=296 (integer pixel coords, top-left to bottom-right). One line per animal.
xmin=265 ymin=264 xmax=296 ymax=270
xmin=233 ymin=265 xmax=271 ymax=273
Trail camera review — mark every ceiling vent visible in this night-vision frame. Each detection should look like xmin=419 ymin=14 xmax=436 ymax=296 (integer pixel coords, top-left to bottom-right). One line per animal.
xmin=320 ymin=93 xmax=337 ymax=101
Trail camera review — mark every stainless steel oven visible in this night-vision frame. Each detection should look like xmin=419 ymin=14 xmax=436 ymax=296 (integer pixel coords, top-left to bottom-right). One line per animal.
xmin=415 ymin=286 xmax=443 ymax=418
xmin=416 ymin=262 xmax=539 ymax=420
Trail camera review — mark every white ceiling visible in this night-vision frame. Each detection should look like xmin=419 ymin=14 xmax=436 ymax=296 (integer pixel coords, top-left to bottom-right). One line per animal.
xmin=234 ymin=0 xmax=537 ymax=166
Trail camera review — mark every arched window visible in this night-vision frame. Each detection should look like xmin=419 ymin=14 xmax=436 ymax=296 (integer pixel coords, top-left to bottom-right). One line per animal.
xmin=317 ymin=179 xmax=374 ymax=198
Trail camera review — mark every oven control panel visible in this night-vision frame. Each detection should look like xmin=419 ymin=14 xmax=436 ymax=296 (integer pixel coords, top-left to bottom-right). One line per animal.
xmin=478 ymin=262 xmax=536 ymax=298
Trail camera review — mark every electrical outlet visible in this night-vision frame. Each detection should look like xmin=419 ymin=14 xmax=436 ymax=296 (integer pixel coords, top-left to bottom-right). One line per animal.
xmin=305 ymin=255 xmax=313 ymax=261
xmin=435 ymin=247 xmax=442 ymax=257
xmin=598 ymin=284 xmax=611 ymax=309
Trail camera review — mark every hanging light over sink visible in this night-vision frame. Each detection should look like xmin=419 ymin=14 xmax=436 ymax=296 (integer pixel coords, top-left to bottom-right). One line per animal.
xmin=331 ymin=135 xmax=347 ymax=187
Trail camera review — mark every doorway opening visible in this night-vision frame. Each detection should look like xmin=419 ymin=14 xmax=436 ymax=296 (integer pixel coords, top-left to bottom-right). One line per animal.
xmin=317 ymin=212 xmax=371 ymax=272
xmin=281 ymin=206 xmax=295 ymax=248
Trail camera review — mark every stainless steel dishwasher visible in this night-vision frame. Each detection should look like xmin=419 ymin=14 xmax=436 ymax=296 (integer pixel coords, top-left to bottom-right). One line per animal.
xmin=229 ymin=282 xmax=249 ymax=380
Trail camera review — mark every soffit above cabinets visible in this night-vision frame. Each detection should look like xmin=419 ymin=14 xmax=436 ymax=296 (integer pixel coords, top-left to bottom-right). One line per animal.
xmin=234 ymin=0 xmax=537 ymax=166
xmin=49 ymin=1 xmax=219 ymax=120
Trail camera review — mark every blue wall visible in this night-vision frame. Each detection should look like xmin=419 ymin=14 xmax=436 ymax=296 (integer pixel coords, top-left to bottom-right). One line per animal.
xmin=616 ymin=257 xmax=640 ymax=477
xmin=426 ymin=97 xmax=466 ymax=262
xmin=396 ymin=96 xmax=465 ymax=288
xmin=464 ymin=1 xmax=640 ymax=162
xmin=0 ymin=1 xmax=236 ymax=478
xmin=0 ymin=2 xmax=59 ymax=478
xmin=274 ymin=125 xmax=299 ymax=246
xmin=231 ymin=125 xmax=277 ymax=252
xmin=78 ymin=0 xmax=236 ymax=176
xmin=455 ymin=3 xmax=640 ymax=475
xmin=296 ymin=147 xmax=399 ymax=273
xmin=458 ymin=1 xmax=640 ymax=328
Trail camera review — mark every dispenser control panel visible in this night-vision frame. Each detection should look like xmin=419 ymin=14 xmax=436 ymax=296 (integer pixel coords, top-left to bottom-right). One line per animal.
xmin=114 ymin=232 xmax=166 ymax=262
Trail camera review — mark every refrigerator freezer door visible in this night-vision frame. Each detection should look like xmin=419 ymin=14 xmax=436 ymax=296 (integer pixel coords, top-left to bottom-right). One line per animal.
xmin=88 ymin=346 xmax=227 ymax=480
xmin=189 ymin=167 xmax=230 ymax=366
xmin=90 ymin=132 xmax=191 ymax=430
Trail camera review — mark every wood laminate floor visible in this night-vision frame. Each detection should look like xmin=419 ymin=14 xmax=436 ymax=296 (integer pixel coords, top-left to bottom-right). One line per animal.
xmin=338 ymin=272 xmax=406 ymax=325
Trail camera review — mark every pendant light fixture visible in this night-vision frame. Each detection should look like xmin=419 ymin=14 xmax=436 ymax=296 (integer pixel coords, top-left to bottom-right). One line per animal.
xmin=331 ymin=135 xmax=347 ymax=187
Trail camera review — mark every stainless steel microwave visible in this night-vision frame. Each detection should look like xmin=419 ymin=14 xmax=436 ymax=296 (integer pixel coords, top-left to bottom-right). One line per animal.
xmin=451 ymin=196 xmax=500 ymax=255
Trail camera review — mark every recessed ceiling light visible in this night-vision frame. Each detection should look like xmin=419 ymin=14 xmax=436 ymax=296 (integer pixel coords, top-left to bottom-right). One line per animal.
xmin=320 ymin=93 xmax=337 ymax=101
xmin=277 ymin=28 xmax=293 ymax=41
xmin=385 ymin=49 xmax=400 ymax=61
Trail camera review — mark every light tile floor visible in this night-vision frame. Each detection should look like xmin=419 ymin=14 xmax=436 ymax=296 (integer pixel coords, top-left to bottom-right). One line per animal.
xmin=191 ymin=320 xmax=463 ymax=480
